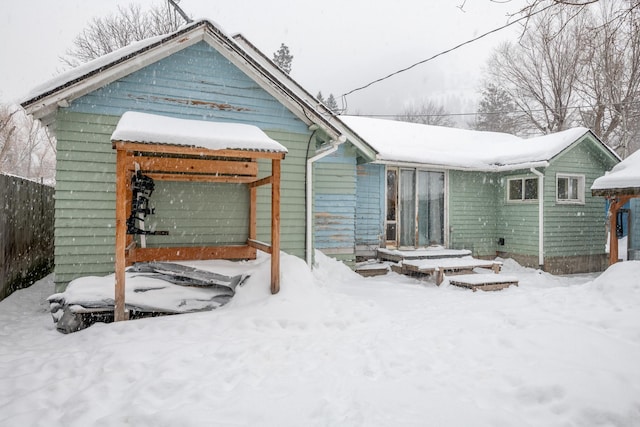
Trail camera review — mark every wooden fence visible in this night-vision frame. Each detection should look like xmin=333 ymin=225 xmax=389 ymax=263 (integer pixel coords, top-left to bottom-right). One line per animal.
xmin=0 ymin=174 xmax=54 ymax=300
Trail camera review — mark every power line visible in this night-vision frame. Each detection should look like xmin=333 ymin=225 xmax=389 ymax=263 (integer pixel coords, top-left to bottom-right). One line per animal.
xmin=340 ymin=2 xmax=557 ymax=102
xmin=351 ymin=99 xmax=640 ymax=119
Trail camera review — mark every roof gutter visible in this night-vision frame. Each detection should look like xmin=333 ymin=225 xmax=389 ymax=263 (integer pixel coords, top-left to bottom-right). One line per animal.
xmin=306 ymin=137 xmax=345 ymax=266
xmin=530 ymin=167 xmax=545 ymax=268
xmin=372 ymin=160 xmax=550 ymax=172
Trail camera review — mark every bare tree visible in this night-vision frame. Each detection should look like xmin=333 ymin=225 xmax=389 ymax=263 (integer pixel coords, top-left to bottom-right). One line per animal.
xmin=61 ymin=2 xmax=188 ymax=67
xmin=575 ymin=2 xmax=640 ymax=157
xmin=487 ymin=8 xmax=587 ymax=134
xmin=0 ymin=105 xmax=56 ymax=183
xmin=396 ymin=100 xmax=456 ymax=127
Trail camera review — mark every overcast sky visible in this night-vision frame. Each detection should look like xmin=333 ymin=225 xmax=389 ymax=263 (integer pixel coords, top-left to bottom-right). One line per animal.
xmin=1 ymin=0 xmax=526 ymax=120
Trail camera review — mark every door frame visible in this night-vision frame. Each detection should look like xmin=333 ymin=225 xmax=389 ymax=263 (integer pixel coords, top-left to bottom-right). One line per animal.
xmin=384 ymin=165 xmax=449 ymax=249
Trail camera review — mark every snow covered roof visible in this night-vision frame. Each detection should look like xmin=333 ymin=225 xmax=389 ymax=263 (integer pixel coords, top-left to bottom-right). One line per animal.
xmin=111 ymin=112 xmax=288 ymax=153
xmin=592 ymin=149 xmax=640 ymax=193
xmin=339 ymin=116 xmax=610 ymax=171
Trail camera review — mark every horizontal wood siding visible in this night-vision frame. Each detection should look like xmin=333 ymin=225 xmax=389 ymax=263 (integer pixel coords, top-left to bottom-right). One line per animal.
xmin=543 ymin=139 xmax=615 ymax=257
xmin=355 ymin=163 xmax=384 ymax=252
xmin=448 ymin=171 xmax=498 ymax=257
xmin=313 ymin=145 xmax=357 ymax=261
xmin=53 ymin=42 xmax=316 ymax=288
xmin=495 ymin=170 xmax=540 ymax=257
xmin=68 ymin=42 xmax=307 ymax=134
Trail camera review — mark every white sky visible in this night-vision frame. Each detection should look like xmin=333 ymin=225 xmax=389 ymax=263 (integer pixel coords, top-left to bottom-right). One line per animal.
xmin=1 ymin=0 xmax=525 ymax=118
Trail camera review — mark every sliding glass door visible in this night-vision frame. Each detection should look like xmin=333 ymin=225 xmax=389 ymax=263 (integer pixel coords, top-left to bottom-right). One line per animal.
xmin=386 ymin=167 xmax=445 ymax=248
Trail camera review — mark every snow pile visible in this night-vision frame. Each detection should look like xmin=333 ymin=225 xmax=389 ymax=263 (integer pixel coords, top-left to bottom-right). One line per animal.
xmin=111 ymin=111 xmax=288 ymax=153
xmin=592 ymin=148 xmax=640 ymax=190
xmin=1 ymin=255 xmax=640 ymax=426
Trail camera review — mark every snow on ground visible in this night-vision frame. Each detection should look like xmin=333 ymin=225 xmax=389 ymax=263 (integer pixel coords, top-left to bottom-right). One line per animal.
xmin=1 ymin=253 xmax=640 ymax=426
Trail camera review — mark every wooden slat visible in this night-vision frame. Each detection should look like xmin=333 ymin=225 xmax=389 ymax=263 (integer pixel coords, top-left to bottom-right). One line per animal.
xmin=144 ymin=173 xmax=256 ymax=184
xmin=113 ymin=141 xmax=286 ymax=160
xmin=247 ymin=238 xmax=272 ymax=254
xmin=248 ymin=176 xmax=273 ymax=188
xmin=134 ymin=156 xmax=257 ymax=176
xmin=129 ymin=245 xmax=256 ymax=263
xmin=271 ymin=159 xmax=281 ymax=294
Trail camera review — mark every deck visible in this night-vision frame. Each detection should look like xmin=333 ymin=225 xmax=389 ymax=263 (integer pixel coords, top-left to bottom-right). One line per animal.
xmin=357 ymin=247 xmax=518 ymax=291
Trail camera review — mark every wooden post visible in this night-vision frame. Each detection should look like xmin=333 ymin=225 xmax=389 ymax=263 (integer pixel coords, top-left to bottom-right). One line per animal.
xmin=271 ymin=158 xmax=281 ymax=294
xmin=608 ymin=196 xmax=632 ymax=266
xmin=114 ymin=149 xmax=128 ymax=321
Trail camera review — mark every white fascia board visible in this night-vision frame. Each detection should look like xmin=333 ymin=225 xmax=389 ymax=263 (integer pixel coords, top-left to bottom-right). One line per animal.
xmin=372 ymin=159 xmax=549 ymax=172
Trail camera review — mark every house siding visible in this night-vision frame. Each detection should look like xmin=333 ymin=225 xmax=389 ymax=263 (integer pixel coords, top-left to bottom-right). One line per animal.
xmin=543 ymin=140 xmax=611 ymax=258
xmin=448 ymin=171 xmax=498 ymax=257
xmin=355 ymin=163 xmax=384 ymax=257
xmin=52 ymin=42 xmax=317 ymax=290
xmin=313 ymin=145 xmax=358 ymax=263
xmin=495 ymin=170 xmax=541 ymax=259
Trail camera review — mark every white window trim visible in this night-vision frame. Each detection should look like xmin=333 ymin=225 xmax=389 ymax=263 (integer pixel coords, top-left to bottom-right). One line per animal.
xmin=556 ymin=173 xmax=585 ymax=204
xmin=506 ymin=176 xmax=539 ymax=203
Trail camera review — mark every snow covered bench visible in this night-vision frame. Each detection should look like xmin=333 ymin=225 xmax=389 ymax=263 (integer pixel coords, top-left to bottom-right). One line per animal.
xmin=448 ymin=273 xmax=519 ymax=292
xmin=402 ymin=257 xmax=502 ymax=285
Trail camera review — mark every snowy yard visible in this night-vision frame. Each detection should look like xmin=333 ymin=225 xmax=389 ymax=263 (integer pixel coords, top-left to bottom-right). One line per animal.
xmin=1 ymin=253 xmax=639 ymax=426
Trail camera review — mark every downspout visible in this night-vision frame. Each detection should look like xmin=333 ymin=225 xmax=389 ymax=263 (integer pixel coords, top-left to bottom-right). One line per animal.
xmin=306 ymin=136 xmax=345 ymax=266
xmin=530 ymin=168 xmax=544 ymax=268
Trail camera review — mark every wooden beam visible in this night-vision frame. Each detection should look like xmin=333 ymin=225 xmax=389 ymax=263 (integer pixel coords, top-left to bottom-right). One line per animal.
xmin=608 ymin=195 xmax=633 ymax=265
xmin=144 ymin=173 xmax=256 ymax=184
xmin=247 ymin=238 xmax=272 ymax=254
xmin=114 ymin=149 xmax=129 ymax=322
xmin=248 ymin=176 xmax=273 ymax=188
xmin=271 ymin=159 xmax=281 ymax=294
xmin=129 ymin=245 xmax=256 ymax=263
xmin=134 ymin=156 xmax=257 ymax=177
xmin=112 ymin=141 xmax=286 ymax=160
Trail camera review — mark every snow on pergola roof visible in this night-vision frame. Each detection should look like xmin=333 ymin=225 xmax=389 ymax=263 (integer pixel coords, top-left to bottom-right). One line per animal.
xmin=340 ymin=116 xmax=602 ymax=171
xmin=592 ymin=149 xmax=640 ymax=192
xmin=111 ymin=112 xmax=288 ymax=153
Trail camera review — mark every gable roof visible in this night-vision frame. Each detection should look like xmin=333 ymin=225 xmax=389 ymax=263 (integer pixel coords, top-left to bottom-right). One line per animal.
xmin=340 ymin=115 xmax=618 ymax=171
xmin=20 ymin=19 xmax=375 ymax=161
xmin=592 ymin=149 xmax=640 ymax=195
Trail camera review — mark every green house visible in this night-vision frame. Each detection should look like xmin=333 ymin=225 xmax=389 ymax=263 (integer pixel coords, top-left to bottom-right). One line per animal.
xmin=21 ymin=20 xmax=376 ymax=291
xmin=342 ymin=116 xmax=620 ymax=274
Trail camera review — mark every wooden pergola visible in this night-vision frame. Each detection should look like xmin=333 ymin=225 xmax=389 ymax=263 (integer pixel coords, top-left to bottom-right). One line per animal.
xmin=111 ymin=113 xmax=286 ymax=322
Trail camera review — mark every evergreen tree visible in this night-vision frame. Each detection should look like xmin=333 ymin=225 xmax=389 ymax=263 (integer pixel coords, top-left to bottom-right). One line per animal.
xmin=316 ymin=91 xmax=325 ymax=104
xmin=325 ymin=94 xmax=339 ymax=113
xmin=272 ymin=43 xmax=293 ymax=75
xmin=473 ymin=83 xmax=524 ymax=134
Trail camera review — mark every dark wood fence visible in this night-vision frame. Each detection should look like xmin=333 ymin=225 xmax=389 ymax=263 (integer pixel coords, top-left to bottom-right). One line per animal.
xmin=0 ymin=174 xmax=54 ymax=300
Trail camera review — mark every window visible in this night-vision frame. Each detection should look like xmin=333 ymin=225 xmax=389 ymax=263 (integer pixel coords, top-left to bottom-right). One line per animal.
xmin=507 ymin=177 xmax=538 ymax=201
xmin=557 ymin=174 xmax=584 ymax=204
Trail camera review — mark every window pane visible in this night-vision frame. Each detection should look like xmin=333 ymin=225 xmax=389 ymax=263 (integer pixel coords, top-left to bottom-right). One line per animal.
xmin=569 ymin=177 xmax=579 ymax=200
xmin=418 ymin=171 xmax=444 ymax=246
xmin=400 ymin=169 xmax=416 ymax=246
xmin=557 ymin=177 xmax=568 ymax=199
xmin=509 ymin=179 xmax=522 ymax=200
xmin=386 ymin=170 xmax=397 ymax=221
xmin=386 ymin=223 xmax=396 ymax=242
xmin=524 ymin=178 xmax=538 ymax=200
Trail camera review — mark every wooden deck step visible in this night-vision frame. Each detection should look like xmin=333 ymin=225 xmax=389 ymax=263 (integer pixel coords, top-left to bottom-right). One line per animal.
xmin=448 ymin=273 xmax=518 ymax=292
xmin=355 ymin=261 xmax=390 ymax=277
xmin=376 ymin=247 xmax=472 ymax=263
